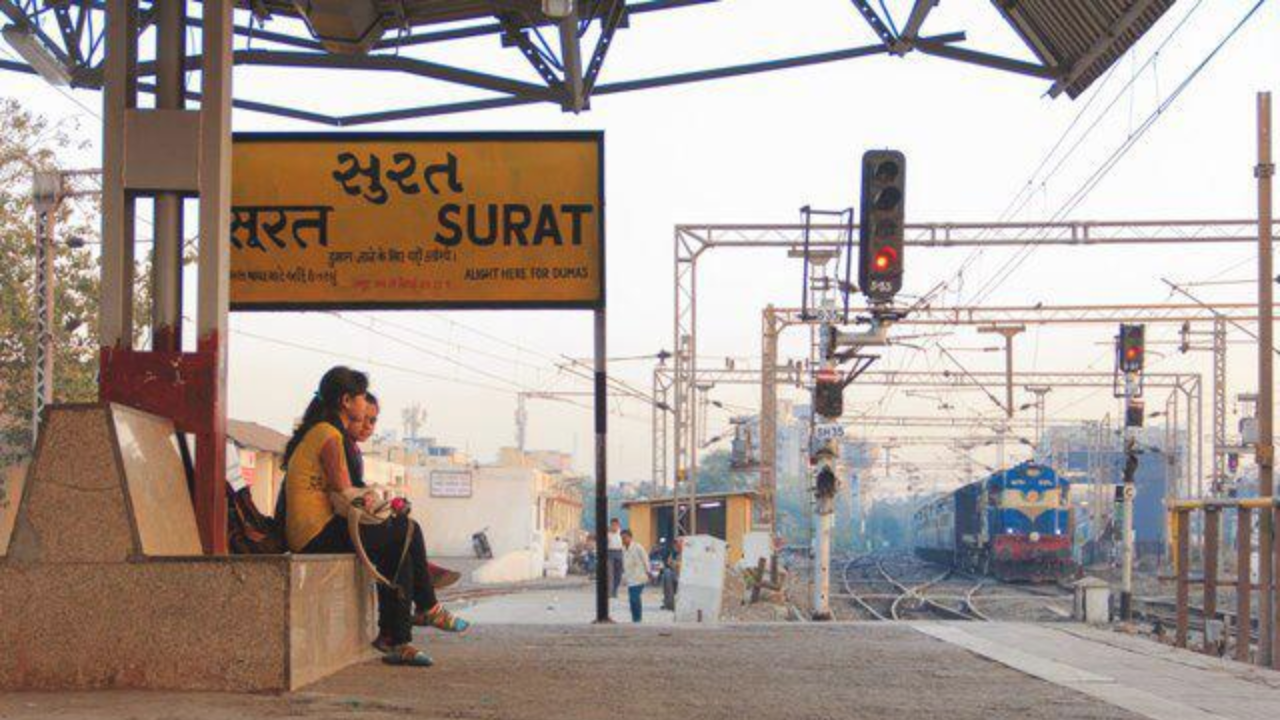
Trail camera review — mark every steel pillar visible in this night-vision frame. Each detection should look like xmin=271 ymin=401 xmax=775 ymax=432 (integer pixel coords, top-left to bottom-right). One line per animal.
xmin=1255 ymin=92 xmax=1276 ymax=668
xmin=672 ymin=228 xmax=699 ymax=537
xmin=1212 ymin=318 xmax=1228 ymax=496
xmin=760 ymin=305 xmax=781 ymax=532
xmin=651 ymin=367 xmax=671 ymax=489
xmin=978 ymin=325 xmax=1025 ymax=417
xmin=193 ymin=0 xmax=233 ymax=554
xmin=100 ymin=0 xmax=137 ymax=351
xmin=99 ymin=0 xmax=234 ymax=554
xmin=151 ymin=0 xmax=185 ymax=352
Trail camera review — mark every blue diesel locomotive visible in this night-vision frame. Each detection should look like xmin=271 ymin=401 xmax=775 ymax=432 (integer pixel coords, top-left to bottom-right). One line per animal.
xmin=912 ymin=462 xmax=1075 ymax=582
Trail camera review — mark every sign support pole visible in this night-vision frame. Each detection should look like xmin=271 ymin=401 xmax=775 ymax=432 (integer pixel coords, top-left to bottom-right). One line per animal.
xmin=594 ymin=307 xmax=611 ymax=623
xmin=1255 ymin=91 xmax=1275 ymax=668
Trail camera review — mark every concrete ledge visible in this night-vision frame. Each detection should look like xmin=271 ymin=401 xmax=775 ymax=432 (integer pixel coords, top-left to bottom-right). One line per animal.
xmin=0 ymin=405 xmax=376 ymax=692
xmin=0 ymin=553 xmax=375 ymax=692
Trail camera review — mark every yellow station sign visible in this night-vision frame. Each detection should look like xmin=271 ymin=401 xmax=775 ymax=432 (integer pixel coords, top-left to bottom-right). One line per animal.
xmin=230 ymin=133 xmax=603 ymax=310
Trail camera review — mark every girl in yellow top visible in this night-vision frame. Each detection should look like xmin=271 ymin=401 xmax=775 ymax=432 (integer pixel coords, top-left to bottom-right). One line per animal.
xmin=282 ymin=366 xmax=467 ymax=668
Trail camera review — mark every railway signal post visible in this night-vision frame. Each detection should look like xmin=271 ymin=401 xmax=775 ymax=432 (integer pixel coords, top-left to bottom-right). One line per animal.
xmin=1116 ymin=323 xmax=1146 ymax=621
xmin=812 ymin=364 xmax=843 ymax=621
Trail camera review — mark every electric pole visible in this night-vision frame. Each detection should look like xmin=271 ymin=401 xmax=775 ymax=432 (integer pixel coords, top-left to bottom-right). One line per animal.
xmin=27 ymin=167 xmax=100 ymax=446
xmin=31 ymin=171 xmax=59 ymax=446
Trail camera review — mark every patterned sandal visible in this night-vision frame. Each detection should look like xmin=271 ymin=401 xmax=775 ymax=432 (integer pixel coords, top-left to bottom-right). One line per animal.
xmin=382 ymin=644 xmax=433 ymax=667
xmin=415 ymin=604 xmax=471 ymax=633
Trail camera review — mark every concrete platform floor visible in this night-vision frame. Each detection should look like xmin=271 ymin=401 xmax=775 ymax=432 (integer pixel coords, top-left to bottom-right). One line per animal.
xmin=918 ymin=622 xmax=1280 ymax=720
xmin=455 ymin=584 xmax=675 ymax=625
xmin=6 ymin=617 xmax=1280 ymax=720
xmin=2 ymin=624 xmax=1142 ymax=720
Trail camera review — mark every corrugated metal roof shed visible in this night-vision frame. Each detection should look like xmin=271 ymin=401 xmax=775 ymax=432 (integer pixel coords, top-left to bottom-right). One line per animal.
xmin=227 ymin=419 xmax=290 ymax=456
xmin=992 ymin=0 xmax=1178 ymax=98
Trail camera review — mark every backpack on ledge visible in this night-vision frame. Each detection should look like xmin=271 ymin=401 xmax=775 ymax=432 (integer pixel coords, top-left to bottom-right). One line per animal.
xmin=227 ymin=484 xmax=286 ymax=555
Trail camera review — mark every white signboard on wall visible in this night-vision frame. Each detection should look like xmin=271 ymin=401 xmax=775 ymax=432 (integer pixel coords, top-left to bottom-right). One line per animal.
xmin=430 ymin=470 xmax=473 ymax=498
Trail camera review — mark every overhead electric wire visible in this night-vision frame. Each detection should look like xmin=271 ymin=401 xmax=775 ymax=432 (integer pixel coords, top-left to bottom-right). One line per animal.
xmin=966 ymin=0 xmax=1269 ymax=306
xmin=875 ymin=3 xmax=1209 ymax=419
xmin=340 ymin=311 xmax=555 ymax=375
xmin=231 ymin=328 xmax=649 ymax=426
xmin=328 ymin=313 xmax=530 ymax=392
xmin=232 ymin=328 xmax=517 ymax=394
xmin=927 ymin=0 xmax=1210 ymax=314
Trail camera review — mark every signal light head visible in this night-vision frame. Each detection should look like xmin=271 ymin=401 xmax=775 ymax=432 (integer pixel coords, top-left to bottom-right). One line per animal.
xmin=874 ymin=187 xmax=902 ymax=211
xmin=1118 ymin=323 xmax=1146 ymax=372
xmin=874 ymin=160 xmax=900 ymax=183
xmin=872 ymin=246 xmax=898 ymax=273
xmin=859 ymin=149 xmax=906 ymax=303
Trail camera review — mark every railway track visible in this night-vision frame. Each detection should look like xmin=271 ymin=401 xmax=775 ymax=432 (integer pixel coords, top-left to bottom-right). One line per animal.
xmin=838 ymin=552 xmax=1073 ymax=622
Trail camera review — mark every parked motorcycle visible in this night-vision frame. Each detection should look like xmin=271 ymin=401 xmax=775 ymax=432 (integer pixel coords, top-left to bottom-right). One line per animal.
xmin=471 ymin=527 xmax=493 ymax=559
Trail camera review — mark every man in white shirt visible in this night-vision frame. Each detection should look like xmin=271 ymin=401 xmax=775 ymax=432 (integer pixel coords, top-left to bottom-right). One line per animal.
xmin=621 ymin=529 xmax=651 ymax=623
xmin=607 ymin=518 xmax=624 ymax=598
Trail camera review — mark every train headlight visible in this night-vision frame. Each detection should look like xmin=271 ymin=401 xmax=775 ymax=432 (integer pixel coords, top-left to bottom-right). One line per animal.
xmin=1029 ymin=532 xmax=1041 ymax=543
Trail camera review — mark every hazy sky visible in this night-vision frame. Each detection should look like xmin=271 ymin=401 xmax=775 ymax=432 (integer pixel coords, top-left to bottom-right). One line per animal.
xmin=3 ymin=0 xmax=1277 ymax=493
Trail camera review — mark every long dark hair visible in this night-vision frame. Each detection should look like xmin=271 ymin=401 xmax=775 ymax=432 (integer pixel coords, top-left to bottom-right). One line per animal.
xmin=283 ymin=366 xmax=369 ymax=466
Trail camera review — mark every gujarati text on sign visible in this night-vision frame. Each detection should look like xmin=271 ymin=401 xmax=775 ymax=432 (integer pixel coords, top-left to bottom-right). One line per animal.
xmin=229 ymin=133 xmax=603 ymax=310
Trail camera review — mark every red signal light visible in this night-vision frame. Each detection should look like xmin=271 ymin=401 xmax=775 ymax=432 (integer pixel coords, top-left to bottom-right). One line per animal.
xmin=1125 ymin=346 xmax=1141 ymax=361
xmin=873 ymin=247 xmax=898 ymax=273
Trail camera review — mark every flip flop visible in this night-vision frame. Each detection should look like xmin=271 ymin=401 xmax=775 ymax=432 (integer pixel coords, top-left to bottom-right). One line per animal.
xmin=382 ymin=644 xmax=433 ymax=667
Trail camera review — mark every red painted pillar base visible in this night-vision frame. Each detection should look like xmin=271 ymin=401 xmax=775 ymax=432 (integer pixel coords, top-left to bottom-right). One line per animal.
xmin=99 ymin=345 xmax=227 ymax=554
xmin=193 ymin=430 xmax=228 ymax=554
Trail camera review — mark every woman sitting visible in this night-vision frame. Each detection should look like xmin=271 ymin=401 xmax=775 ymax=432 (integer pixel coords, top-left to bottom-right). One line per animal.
xmin=283 ymin=366 xmax=468 ymax=668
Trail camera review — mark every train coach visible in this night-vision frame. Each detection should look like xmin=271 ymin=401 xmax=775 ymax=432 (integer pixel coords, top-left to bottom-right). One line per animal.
xmin=912 ymin=462 xmax=1075 ymax=583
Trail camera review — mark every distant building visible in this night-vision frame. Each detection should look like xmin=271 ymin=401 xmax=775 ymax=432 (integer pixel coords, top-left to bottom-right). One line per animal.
xmin=226 ymin=419 xmax=290 ymax=516
xmin=624 ymin=490 xmax=757 ymax=564
xmin=497 ymin=447 xmax=574 ymax=474
xmin=403 ymin=463 xmax=583 ymax=563
xmin=1041 ymin=424 xmax=1176 ymax=558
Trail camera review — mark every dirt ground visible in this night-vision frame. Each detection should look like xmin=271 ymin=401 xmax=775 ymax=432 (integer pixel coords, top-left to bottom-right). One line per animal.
xmin=0 ymin=624 xmax=1140 ymax=720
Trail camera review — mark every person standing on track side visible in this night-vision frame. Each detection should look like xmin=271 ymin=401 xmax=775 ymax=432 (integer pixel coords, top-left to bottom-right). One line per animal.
xmin=607 ymin=518 xmax=624 ymax=599
xmin=621 ymin=529 xmax=652 ymax=623
xmin=659 ymin=537 xmax=682 ymax=611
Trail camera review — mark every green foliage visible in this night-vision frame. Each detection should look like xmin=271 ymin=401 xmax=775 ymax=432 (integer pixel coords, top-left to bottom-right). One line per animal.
xmin=0 ymin=98 xmax=100 ymax=464
xmin=693 ymin=449 xmax=755 ymax=495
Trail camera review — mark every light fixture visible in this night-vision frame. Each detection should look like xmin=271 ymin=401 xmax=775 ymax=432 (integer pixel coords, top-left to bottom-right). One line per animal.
xmin=542 ymin=0 xmax=575 ymax=19
xmin=290 ymin=1 xmax=383 ymax=55
xmin=2 ymin=24 xmax=71 ymax=87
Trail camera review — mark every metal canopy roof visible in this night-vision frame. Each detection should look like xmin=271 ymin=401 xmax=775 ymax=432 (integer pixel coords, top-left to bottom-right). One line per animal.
xmin=248 ymin=1 xmax=553 ymax=27
xmin=0 ymin=1 xmax=1182 ymax=125
xmin=992 ymin=0 xmax=1179 ymax=99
